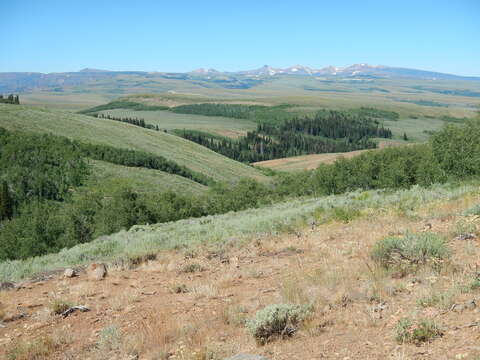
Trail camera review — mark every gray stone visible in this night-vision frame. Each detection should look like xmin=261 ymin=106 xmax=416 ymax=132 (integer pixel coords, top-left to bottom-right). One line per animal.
xmin=224 ymin=355 xmax=268 ymax=360
xmin=0 ymin=281 xmax=15 ymax=291
xmin=87 ymin=263 xmax=107 ymax=280
xmin=455 ymin=233 xmax=476 ymax=241
xmin=465 ymin=299 xmax=476 ymax=310
xmin=64 ymin=268 xmax=76 ymax=278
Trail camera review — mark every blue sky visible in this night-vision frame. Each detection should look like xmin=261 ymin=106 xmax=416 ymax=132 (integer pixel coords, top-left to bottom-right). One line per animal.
xmin=1 ymin=0 xmax=479 ymax=75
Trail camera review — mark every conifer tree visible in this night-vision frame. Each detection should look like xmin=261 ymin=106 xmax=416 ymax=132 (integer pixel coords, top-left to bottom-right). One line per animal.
xmin=0 ymin=181 xmax=13 ymax=221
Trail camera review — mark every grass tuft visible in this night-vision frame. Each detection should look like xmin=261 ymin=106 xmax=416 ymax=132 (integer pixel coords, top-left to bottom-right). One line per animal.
xmin=371 ymin=232 xmax=449 ymax=271
xmin=395 ymin=318 xmax=443 ymax=344
xmin=246 ymin=303 xmax=312 ymax=344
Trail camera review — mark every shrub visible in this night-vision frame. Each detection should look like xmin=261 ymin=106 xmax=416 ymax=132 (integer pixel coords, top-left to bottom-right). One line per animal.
xmin=180 ymin=263 xmax=204 ymax=273
xmin=431 ymin=119 xmax=480 ymax=178
xmin=246 ymin=304 xmax=312 ymax=344
xmin=171 ymin=284 xmax=189 ymax=293
xmin=50 ymin=298 xmax=73 ymax=315
xmin=463 ymin=203 xmax=480 ymax=216
xmin=371 ymin=232 xmax=449 ymax=270
xmin=331 ymin=206 xmax=361 ymax=223
xmin=97 ymin=325 xmax=122 ymax=351
xmin=395 ymin=318 xmax=443 ymax=344
xmin=417 ymin=290 xmax=455 ymax=310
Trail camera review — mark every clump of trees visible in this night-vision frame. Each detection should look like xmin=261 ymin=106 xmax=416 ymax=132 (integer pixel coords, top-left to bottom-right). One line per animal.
xmin=95 ymin=113 xmax=160 ymax=131
xmin=0 ymin=94 xmax=20 ymax=104
xmin=179 ymin=110 xmax=392 ymax=162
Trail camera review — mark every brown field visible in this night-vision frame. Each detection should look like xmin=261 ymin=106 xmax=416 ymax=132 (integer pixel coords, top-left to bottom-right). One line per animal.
xmin=1 ymin=191 xmax=479 ymax=359
xmin=253 ymin=141 xmax=404 ymax=171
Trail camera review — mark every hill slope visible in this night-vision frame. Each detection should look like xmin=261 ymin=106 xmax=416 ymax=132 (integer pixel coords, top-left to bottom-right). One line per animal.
xmin=0 ymin=181 xmax=479 ymax=359
xmin=0 ymin=104 xmax=268 ymax=183
xmin=88 ymin=160 xmax=208 ymax=194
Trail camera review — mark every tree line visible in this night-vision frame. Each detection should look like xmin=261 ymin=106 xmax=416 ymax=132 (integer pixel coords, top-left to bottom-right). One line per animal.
xmin=178 ymin=110 xmax=391 ymax=163
xmin=95 ymin=113 xmax=161 ymax=131
xmin=0 ymin=94 xmax=20 ymax=104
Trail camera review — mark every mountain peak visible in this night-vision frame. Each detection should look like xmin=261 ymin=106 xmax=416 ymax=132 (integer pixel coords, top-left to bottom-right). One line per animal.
xmin=79 ymin=68 xmax=111 ymax=73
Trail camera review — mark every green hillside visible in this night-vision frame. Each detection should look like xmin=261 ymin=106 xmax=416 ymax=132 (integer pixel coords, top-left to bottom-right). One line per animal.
xmin=0 ymin=104 xmax=268 ymax=183
xmin=97 ymin=108 xmax=256 ymax=138
xmin=89 ymin=160 xmax=208 ymax=194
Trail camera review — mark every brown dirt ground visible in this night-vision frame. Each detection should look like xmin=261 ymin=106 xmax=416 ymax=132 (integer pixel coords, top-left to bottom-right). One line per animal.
xmin=1 ymin=194 xmax=480 ymax=359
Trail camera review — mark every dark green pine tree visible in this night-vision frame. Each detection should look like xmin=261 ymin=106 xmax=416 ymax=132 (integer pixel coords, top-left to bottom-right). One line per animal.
xmin=0 ymin=181 xmax=13 ymax=221
xmin=14 ymin=95 xmax=19 ymax=104
xmin=403 ymin=132 xmax=409 ymax=141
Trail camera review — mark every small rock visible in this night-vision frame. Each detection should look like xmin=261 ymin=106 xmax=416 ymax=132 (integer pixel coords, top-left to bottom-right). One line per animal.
xmin=0 ymin=282 xmax=15 ymax=291
xmin=87 ymin=263 xmax=107 ymax=281
xmin=3 ymin=312 xmax=27 ymax=323
xmin=224 ymin=355 xmax=269 ymax=360
xmin=61 ymin=305 xmax=90 ymax=318
xmin=455 ymin=233 xmax=476 ymax=241
xmin=465 ymin=299 xmax=476 ymax=310
xmin=64 ymin=268 xmax=76 ymax=278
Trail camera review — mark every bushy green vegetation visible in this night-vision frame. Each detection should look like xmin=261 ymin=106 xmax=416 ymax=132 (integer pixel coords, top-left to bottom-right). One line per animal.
xmin=395 ymin=318 xmax=443 ymax=344
xmin=371 ymin=232 xmax=449 ymax=270
xmin=0 ymin=128 xmax=89 ymax=208
xmin=431 ymin=120 xmax=480 ymax=178
xmin=79 ymin=100 xmax=168 ymax=114
xmin=246 ymin=304 xmax=312 ymax=344
xmin=276 ymin=119 xmax=480 ymax=196
xmin=179 ymin=110 xmax=391 ymax=162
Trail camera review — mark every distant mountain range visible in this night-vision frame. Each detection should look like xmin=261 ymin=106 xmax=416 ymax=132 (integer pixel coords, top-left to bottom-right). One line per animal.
xmin=193 ymin=63 xmax=479 ymax=80
xmin=0 ymin=64 xmax=479 ymax=93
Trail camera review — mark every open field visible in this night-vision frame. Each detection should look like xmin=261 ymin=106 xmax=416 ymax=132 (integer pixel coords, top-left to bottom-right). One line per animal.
xmin=253 ymin=140 xmax=405 ymax=171
xmin=0 ymin=104 xmax=268 ymax=183
xmin=98 ymin=109 xmax=257 ymax=138
xmin=1 ymin=181 xmax=479 ymax=359
xmin=88 ymin=160 xmax=208 ymax=194
xmin=253 ymin=149 xmax=375 ymax=171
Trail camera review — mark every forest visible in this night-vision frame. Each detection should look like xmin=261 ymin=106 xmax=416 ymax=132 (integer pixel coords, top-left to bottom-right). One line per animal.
xmin=178 ymin=110 xmax=392 ymax=162
xmin=0 ymin=119 xmax=479 ymax=261
xmin=0 ymin=94 xmax=20 ymax=104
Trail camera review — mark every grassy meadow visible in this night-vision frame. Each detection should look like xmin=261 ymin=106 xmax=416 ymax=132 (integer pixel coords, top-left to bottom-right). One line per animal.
xmin=98 ymin=109 xmax=257 ymax=138
xmin=88 ymin=160 xmax=208 ymax=195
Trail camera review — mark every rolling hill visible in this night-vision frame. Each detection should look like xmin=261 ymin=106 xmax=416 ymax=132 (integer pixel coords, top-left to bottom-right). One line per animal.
xmin=88 ymin=160 xmax=208 ymax=194
xmin=0 ymin=104 xmax=268 ymax=183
